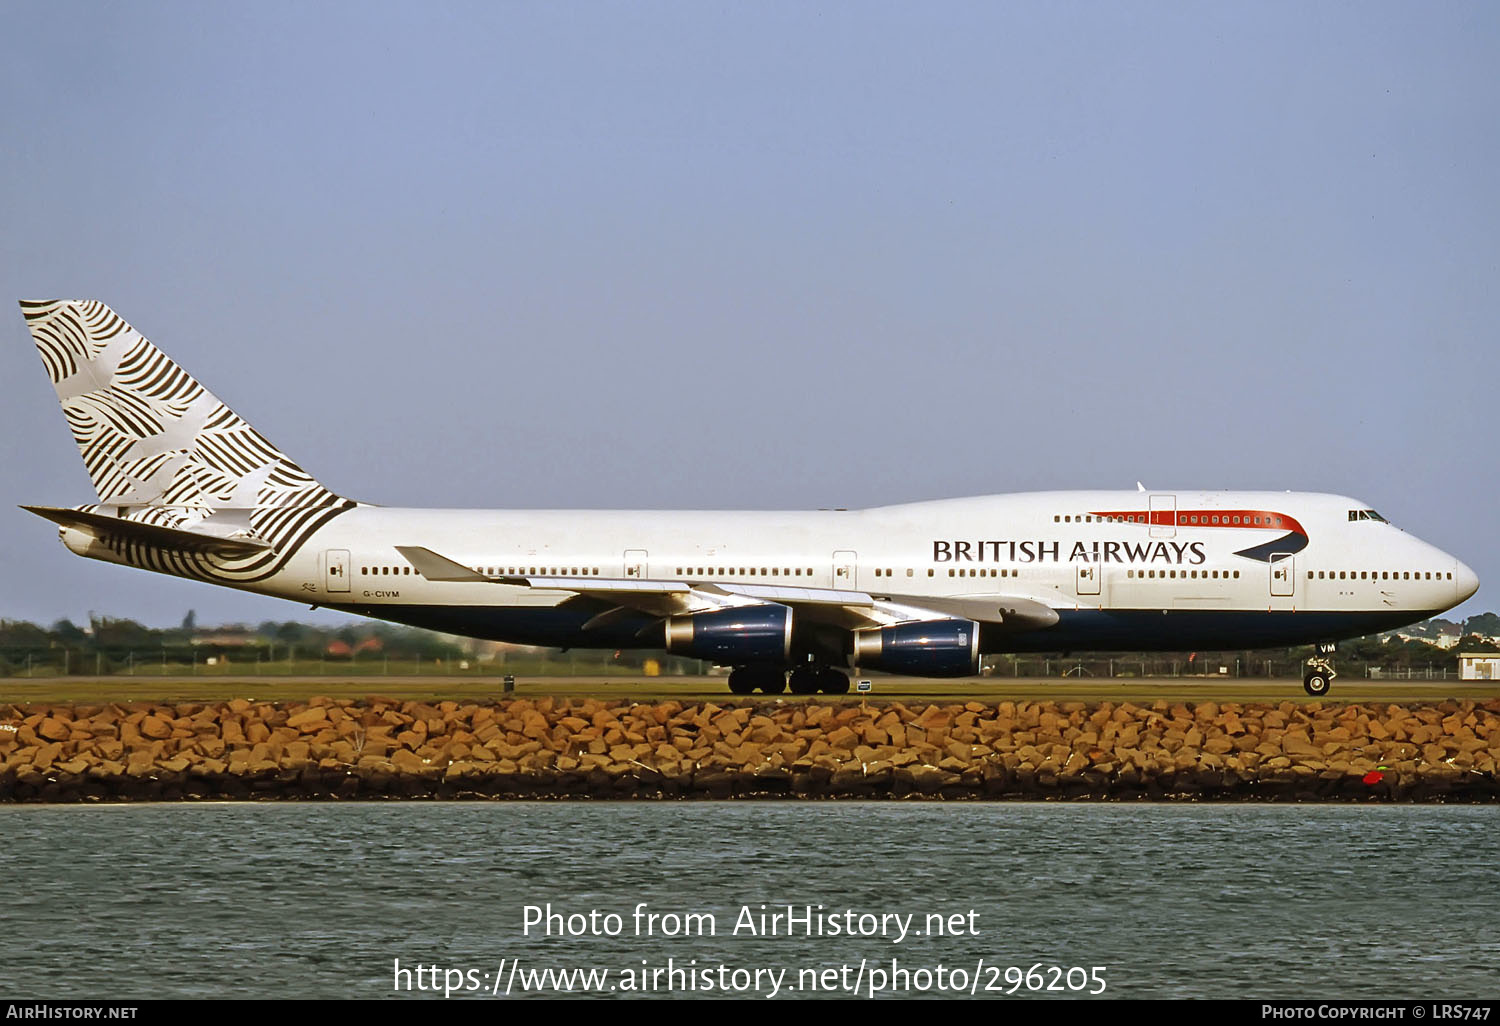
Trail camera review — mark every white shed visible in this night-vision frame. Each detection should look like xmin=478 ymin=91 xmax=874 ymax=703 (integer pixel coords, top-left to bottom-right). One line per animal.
xmin=1458 ymin=652 xmax=1500 ymax=681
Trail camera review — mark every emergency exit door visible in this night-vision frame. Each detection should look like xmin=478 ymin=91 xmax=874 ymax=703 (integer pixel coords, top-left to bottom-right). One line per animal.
xmin=325 ymin=549 xmax=350 ymax=592
xmin=833 ymin=550 xmax=858 ymax=590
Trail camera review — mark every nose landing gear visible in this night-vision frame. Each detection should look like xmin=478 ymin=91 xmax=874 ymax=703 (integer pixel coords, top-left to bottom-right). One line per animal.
xmin=1303 ymin=642 xmax=1338 ymax=697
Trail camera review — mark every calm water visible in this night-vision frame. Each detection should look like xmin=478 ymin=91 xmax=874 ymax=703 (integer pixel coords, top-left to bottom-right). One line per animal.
xmin=1 ymin=802 xmax=1495 ymax=999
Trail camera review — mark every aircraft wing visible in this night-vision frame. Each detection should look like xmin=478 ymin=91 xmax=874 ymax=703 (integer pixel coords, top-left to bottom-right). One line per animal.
xmin=875 ymin=593 xmax=1060 ymax=631
xmin=397 ymin=546 xmax=1059 ymax=633
xmin=397 ymin=546 xmax=711 ymax=617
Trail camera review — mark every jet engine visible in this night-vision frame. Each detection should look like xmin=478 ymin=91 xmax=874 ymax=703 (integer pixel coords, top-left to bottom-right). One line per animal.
xmin=664 ymin=605 xmax=793 ymax=664
xmin=852 ymin=619 xmax=980 ymax=677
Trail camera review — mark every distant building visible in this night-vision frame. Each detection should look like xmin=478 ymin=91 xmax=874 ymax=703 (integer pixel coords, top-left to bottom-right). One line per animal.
xmin=1396 ymin=630 xmax=1463 ymax=650
xmin=190 ymin=629 xmax=258 ymax=647
xmin=1459 ymin=653 xmax=1500 ymax=681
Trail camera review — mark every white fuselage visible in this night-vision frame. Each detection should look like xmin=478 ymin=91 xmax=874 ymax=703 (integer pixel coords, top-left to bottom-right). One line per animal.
xmin=68 ymin=489 xmax=1475 ymax=658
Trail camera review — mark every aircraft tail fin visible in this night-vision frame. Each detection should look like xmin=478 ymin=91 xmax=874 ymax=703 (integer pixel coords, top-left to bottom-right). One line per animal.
xmin=18 ymin=299 xmax=346 ymax=512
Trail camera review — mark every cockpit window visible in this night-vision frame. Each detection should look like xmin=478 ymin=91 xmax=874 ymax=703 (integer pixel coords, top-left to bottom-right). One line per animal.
xmin=1348 ymin=509 xmax=1388 ymax=522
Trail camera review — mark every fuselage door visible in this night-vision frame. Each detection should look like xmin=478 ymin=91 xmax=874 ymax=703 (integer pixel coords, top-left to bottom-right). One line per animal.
xmin=623 ymin=549 xmax=649 ymax=580
xmin=1270 ymin=554 xmax=1294 ymax=597
xmin=325 ymin=549 xmax=350 ymax=593
xmin=833 ymin=550 xmax=858 ymax=591
xmin=1149 ymin=494 xmax=1177 ymax=538
xmin=1076 ymin=562 xmax=1101 ymax=596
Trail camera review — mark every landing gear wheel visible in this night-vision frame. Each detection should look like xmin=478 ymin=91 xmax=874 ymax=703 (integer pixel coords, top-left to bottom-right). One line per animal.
xmin=1302 ymin=651 xmax=1337 ymax=698
xmin=728 ymin=668 xmax=757 ymax=695
xmin=818 ymin=668 xmax=850 ymax=694
xmin=788 ymin=667 xmax=820 ymax=695
xmin=1303 ymin=671 xmax=1331 ymax=697
xmin=729 ymin=665 xmax=785 ymax=695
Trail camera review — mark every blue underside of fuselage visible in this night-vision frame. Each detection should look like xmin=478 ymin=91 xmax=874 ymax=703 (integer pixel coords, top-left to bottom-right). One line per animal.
xmin=328 ymin=602 xmax=1441 ymax=659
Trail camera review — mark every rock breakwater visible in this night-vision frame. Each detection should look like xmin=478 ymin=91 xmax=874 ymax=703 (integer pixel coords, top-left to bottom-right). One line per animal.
xmin=2 ymin=696 xmax=1497 ymax=801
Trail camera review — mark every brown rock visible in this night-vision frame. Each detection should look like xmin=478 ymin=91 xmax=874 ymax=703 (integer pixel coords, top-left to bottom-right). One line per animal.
xmin=390 ymin=749 xmax=428 ymax=773
xmin=825 ymin=726 xmax=859 ymax=750
xmin=37 ymin=718 xmax=71 ymax=742
xmin=286 ymin=708 xmax=328 ymax=729
xmin=140 ymin=716 xmax=172 ymax=740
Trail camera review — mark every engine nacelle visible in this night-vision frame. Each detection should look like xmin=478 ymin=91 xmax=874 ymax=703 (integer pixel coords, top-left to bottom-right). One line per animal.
xmin=852 ymin=619 xmax=980 ymax=677
xmin=664 ymin=605 xmax=793 ymax=664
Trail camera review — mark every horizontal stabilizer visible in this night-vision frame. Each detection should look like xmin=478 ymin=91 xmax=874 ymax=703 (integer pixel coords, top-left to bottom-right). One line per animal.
xmin=22 ymin=505 xmax=273 ymax=557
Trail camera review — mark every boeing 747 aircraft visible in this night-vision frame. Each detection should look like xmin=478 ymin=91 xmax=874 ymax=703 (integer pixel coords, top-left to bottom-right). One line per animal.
xmin=17 ymin=300 xmax=1479 ymax=696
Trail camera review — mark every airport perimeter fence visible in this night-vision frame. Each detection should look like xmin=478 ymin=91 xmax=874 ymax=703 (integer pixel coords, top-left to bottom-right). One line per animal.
xmin=981 ymin=657 xmax=1459 ymax=681
xmin=0 ymin=649 xmax=715 ymax=679
xmin=0 ymin=651 xmax=1462 ymax=680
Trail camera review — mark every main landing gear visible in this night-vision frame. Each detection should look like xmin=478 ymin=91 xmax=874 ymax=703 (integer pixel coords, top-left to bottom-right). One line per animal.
xmin=728 ymin=665 xmax=785 ymax=695
xmin=727 ymin=664 xmax=850 ymax=696
xmin=788 ymin=665 xmax=850 ymax=695
xmin=1303 ymin=642 xmax=1338 ymax=697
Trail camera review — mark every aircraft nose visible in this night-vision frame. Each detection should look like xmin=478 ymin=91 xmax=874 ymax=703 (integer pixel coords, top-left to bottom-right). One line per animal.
xmin=1454 ymin=559 xmax=1480 ymax=604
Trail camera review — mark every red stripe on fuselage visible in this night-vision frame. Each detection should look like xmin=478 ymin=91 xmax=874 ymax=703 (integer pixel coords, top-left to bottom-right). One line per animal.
xmin=1087 ymin=509 xmax=1307 ymax=537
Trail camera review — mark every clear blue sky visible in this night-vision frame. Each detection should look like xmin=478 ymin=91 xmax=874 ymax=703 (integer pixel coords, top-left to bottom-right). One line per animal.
xmin=2 ymin=1 xmax=1495 ymax=629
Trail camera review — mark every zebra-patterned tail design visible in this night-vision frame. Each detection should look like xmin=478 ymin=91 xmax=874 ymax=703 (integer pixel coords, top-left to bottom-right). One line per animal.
xmin=18 ymin=299 xmax=354 ymax=582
